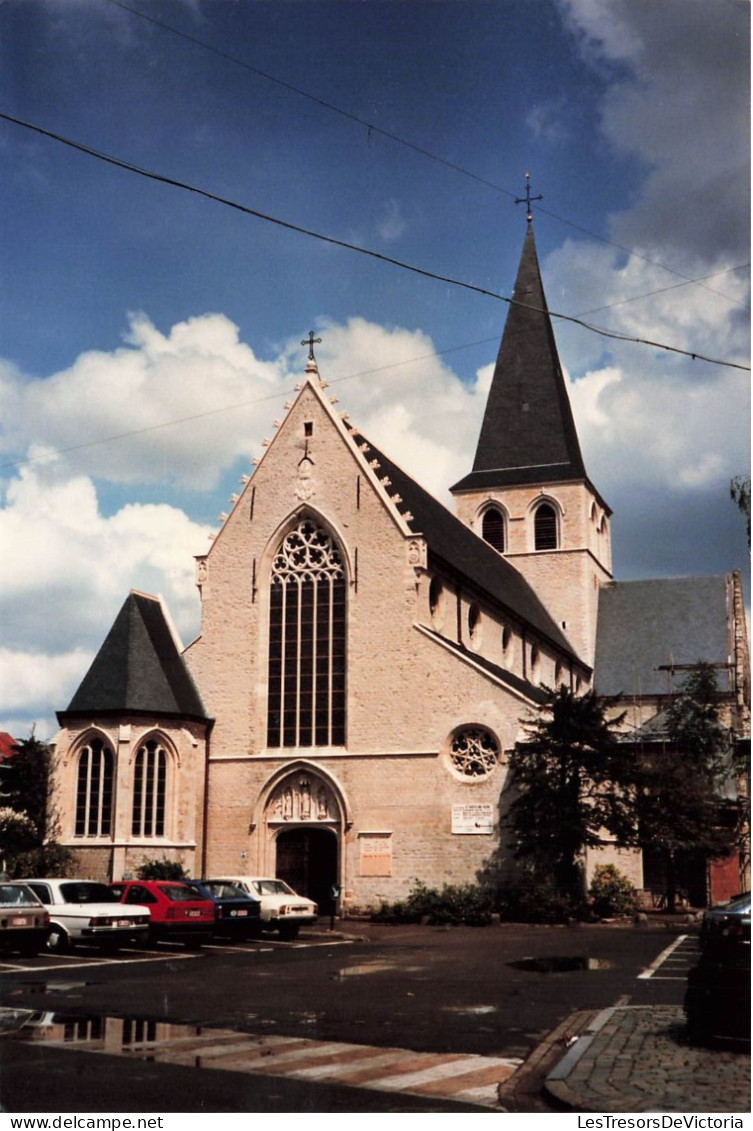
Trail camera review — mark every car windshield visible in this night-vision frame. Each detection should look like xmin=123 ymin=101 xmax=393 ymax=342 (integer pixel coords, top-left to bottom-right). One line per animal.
xmin=203 ymin=883 xmax=251 ymax=900
xmin=0 ymin=884 xmax=39 ymax=907
xmin=59 ymin=882 xmax=118 ymax=904
xmin=158 ymin=884 xmax=201 ymax=902
xmin=254 ymin=880 xmax=294 ymax=896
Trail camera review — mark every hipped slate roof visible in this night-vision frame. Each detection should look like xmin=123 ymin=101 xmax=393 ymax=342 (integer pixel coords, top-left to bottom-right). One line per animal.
xmin=594 ymin=576 xmax=732 ymax=698
xmin=452 ymin=225 xmax=591 ymax=495
xmin=350 ymin=427 xmax=581 ymax=663
xmin=59 ymin=591 xmax=208 ymax=721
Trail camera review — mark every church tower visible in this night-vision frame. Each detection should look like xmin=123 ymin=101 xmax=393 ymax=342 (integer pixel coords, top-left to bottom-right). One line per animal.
xmin=451 ymin=210 xmax=612 ymax=668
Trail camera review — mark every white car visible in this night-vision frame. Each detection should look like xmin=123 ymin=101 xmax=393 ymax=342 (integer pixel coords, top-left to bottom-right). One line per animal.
xmin=205 ymin=876 xmax=317 ymax=940
xmin=22 ymin=879 xmax=150 ymax=954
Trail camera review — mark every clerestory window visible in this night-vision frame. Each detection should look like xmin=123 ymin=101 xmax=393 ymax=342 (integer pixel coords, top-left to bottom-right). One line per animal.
xmin=267 ymin=518 xmax=346 ymax=748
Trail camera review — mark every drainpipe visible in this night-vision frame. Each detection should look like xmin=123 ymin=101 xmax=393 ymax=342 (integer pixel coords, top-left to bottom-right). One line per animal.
xmin=200 ymin=722 xmax=213 ymax=878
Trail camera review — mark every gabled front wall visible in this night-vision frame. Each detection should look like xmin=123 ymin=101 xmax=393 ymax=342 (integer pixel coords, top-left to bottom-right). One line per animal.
xmin=184 ymin=382 xmax=550 ymax=905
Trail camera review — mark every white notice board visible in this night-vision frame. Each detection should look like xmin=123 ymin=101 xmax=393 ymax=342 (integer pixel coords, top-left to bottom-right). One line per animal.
xmin=451 ymin=803 xmax=494 ymax=834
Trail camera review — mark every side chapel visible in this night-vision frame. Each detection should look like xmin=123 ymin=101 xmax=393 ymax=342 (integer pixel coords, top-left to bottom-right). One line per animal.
xmin=53 ymin=219 xmax=750 ymax=912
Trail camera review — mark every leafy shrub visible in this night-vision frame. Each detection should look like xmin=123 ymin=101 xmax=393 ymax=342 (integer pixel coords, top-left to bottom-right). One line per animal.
xmin=136 ymin=856 xmax=190 ymax=881
xmin=588 ymin=864 xmax=637 ymax=918
xmin=8 ymin=840 xmax=75 ymax=879
xmin=372 ymin=879 xmax=495 ymax=926
xmin=495 ymin=876 xmax=586 ymax=924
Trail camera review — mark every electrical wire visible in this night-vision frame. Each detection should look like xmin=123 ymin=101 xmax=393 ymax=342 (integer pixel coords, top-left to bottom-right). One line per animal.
xmin=1 ymin=111 xmax=748 ymax=373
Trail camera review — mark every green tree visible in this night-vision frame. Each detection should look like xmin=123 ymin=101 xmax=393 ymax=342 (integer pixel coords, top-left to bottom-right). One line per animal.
xmin=4 ymin=734 xmax=52 ymax=839
xmin=630 ymin=662 xmax=736 ymax=911
xmin=506 ymin=687 xmax=629 ymax=910
xmin=0 ymin=807 xmax=38 ymax=873
xmin=2 ymin=733 xmax=73 ymax=878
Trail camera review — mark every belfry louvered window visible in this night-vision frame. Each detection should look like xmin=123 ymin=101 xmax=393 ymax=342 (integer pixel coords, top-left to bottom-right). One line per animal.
xmin=131 ymin=739 xmax=167 ymax=836
xmin=267 ymin=518 xmax=346 ymax=748
xmin=481 ymin=507 xmax=505 ymax=552
xmin=534 ymin=502 xmax=558 ymax=550
xmin=74 ymin=738 xmax=114 ymax=837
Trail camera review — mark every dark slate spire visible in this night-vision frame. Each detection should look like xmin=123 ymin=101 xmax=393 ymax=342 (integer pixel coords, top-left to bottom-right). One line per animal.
xmin=59 ymin=591 xmax=208 ymax=721
xmin=451 ymin=225 xmax=587 ymax=493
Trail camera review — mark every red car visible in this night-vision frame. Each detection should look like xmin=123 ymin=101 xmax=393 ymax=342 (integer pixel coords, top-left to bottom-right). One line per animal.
xmin=110 ymin=880 xmax=215 ymax=948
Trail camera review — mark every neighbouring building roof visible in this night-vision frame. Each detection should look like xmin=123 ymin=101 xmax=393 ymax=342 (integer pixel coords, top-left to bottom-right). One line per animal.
xmin=0 ymin=733 xmax=16 ymax=761
xmin=594 ymin=575 xmax=733 ymax=699
xmin=59 ymin=591 xmax=209 ymax=722
xmin=451 ymin=224 xmax=596 ymax=498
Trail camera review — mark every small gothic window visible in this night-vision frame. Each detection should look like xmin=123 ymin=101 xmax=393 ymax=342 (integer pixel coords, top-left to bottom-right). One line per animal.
xmin=481 ymin=507 xmax=505 ymax=553
xmin=534 ymin=503 xmax=558 ymax=551
xmin=132 ymin=739 xmax=167 ymax=837
xmin=267 ymin=517 xmax=346 ymax=748
xmin=530 ymin=645 xmax=541 ymax=685
xmin=75 ymin=738 xmax=114 ymax=837
xmin=448 ymin=727 xmax=500 ymax=780
xmin=468 ymin=603 xmax=481 ymax=649
xmin=429 ymin=576 xmax=444 ymax=627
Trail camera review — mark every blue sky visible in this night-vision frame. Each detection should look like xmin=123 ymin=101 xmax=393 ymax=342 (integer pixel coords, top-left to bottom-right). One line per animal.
xmin=0 ymin=0 xmax=749 ymax=739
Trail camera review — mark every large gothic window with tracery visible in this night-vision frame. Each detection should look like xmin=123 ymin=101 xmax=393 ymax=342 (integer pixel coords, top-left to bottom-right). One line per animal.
xmin=74 ymin=737 xmax=114 ymax=837
xmin=131 ymin=738 xmax=167 ymax=837
xmin=267 ymin=518 xmax=346 ymax=748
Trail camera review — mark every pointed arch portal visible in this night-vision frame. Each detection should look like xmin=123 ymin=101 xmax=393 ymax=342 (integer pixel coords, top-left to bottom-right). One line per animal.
xmin=256 ymin=764 xmax=348 ymax=915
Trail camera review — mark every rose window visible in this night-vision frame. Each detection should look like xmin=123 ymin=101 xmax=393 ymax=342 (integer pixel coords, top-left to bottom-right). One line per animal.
xmin=448 ymin=727 xmax=500 ymax=779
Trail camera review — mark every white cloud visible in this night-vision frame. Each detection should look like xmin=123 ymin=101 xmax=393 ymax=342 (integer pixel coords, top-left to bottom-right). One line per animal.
xmin=558 ymin=0 xmax=749 ymax=261
xmin=0 ymin=312 xmax=286 ymax=492
xmin=0 ymin=457 xmax=211 ymax=737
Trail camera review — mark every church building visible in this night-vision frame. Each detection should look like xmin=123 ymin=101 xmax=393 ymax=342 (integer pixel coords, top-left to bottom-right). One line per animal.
xmin=52 ymin=221 xmax=750 ymax=912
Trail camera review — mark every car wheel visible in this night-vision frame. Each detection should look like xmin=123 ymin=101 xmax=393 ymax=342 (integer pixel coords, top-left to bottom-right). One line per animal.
xmin=47 ymin=926 xmax=71 ymax=954
xmin=279 ymin=925 xmax=299 ymax=941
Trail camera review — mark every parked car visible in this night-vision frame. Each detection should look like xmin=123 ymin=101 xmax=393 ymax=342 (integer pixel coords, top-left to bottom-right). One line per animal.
xmin=204 ymin=876 xmax=317 ymax=940
xmin=0 ymin=882 xmax=50 ymax=956
xmin=189 ymin=880 xmax=262 ymax=941
xmin=699 ymin=892 xmax=751 ymax=953
xmin=685 ymin=892 xmax=750 ymax=1044
xmin=109 ymin=880 xmax=215 ymax=947
xmin=23 ymin=879 xmax=150 ymax=954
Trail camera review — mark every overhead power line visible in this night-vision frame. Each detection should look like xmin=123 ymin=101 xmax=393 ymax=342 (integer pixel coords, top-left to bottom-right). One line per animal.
xmin=1 ymin=111 xmax=748 ymax=373
xmin=105 ymin=0 xmax=746 ymax=309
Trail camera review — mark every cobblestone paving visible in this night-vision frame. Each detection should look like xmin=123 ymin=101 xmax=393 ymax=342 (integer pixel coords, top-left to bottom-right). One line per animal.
xmin=546 ymin=1006 xmax=750 ymax=1114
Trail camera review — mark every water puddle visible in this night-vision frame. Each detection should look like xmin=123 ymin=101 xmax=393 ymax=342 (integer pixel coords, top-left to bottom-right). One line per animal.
xmin=10 ymin=981 xmax=96 ymax=996
xmin=508 ymin=955 xmax=612 ymax=972
xmin=442 ymin=1004 xmax=497 ymax=1016
xmin=331 ymin=961 xmax=400 ymax=978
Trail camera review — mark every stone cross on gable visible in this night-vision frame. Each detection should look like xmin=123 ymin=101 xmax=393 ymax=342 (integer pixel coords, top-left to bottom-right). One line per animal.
xmin=301 ymin=331 xmax=322 ymax=361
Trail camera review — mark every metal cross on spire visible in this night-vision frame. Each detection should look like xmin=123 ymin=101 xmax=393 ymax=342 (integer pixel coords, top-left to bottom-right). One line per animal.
xmin=301 ymin=330 xmax=322 ymax=361
xmin=515 ymin=172 xmax=543 ymax=224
